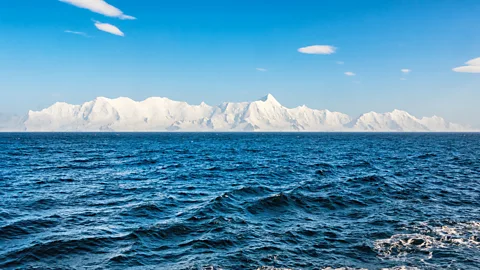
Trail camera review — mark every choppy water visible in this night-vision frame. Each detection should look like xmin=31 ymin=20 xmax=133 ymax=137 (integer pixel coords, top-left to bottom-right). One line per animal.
xmin=0 ymin=133 xmax=479 ymax=270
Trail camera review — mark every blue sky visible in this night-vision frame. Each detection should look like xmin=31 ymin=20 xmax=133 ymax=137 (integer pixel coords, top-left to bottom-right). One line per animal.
xmin=0 ymin=0 xmax=479 ymax=126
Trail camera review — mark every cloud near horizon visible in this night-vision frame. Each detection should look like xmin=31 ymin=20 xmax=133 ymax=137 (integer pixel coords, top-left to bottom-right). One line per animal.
xmin=298 ymin=45 xmax=336 ymax=55
xmin=345 ymin=72 xmax=355 ymax=76
xmin=453 ymin=57 xmax=480 ymax=73
xmin=60 ymin=0 xmax=136 ymax=20
xmin=256 ymin=68 xmax=267 ymax=72
xmin=94 ymin=21 xmax=124 ymax=36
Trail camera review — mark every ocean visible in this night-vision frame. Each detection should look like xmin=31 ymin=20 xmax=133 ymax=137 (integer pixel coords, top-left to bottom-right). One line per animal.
xmin=0 ymin=133 xmax=479 ymax=269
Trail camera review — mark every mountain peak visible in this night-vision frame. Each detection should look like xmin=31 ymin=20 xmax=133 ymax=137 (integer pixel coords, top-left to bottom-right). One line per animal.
xmin=92 ymin=97 xmax=112 ymax=104
xmin=390 ymin=109 xmax=417 ymax=119
xmin=392 ymin=109 xmax=407 ymax=114
xmin=259 ymin=93 xmax=275 ymax=101
xmin=259 ymin=93 xmax=281 ymax=106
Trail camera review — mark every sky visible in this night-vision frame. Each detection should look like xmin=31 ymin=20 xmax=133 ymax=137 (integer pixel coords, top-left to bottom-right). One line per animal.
xmin=0 ymin=0 xmax=479 ymax=126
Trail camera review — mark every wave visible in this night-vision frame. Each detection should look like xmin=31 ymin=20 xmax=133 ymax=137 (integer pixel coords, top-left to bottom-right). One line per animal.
xmin=374 ymin=221 xmax=480 ymax=260
xmin=348 ymin=175 xmax=386 ymax=183
xmin=246 ymin=191 xmax=367 ymax=214
xmin=178 ymin=238 xmax=237 ymax=249
xmin=310 ymin=162 xmax=335 ymax=169
xmin=128 ymin=159 xmax=158 ymax=166
xmin=120 ymin=202 xmax=166 ymax=218
xmin=225 ymin=185 xmax=273 ymax=198
xmin=130 ymin=223 xmax=195 ymax=241
xmin=158 ymin=163 xmax=183 ymax=170
xmin=259 ymin=267 xmax=420 ymax=270
xmin=374 ymin=233 xmax=435 ymax=259
xmin=71 ymin=158 xmax=99 ymax=163
xmin=55 ymin=164 xmax=109 ymax=170
xmin=257 ymin=267 xmax=293 ymax=270
xmin=27 ymin=198 xmax=59 ymax=210
xmin=337 ymin=160 xmax=374 ymax=169
xmin=0 ymin=218 xmax=60 ymax=240
xmin=0 ymin=235 xmax=122 ymax=268
xmin=416 ymin=153 xmax=437 ymax=159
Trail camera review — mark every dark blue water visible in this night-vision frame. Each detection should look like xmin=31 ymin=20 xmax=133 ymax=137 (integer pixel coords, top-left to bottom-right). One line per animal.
xmin=0 ymin=133 xmax=479 ymax=270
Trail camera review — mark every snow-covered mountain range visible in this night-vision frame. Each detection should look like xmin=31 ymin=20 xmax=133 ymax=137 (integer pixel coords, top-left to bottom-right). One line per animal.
xmin=1 ymin=94 xmax=472 ymax=132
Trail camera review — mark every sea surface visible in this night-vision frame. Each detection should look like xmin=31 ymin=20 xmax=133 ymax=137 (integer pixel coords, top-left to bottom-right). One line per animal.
xmin=0 ymin=133 xmax=479 ymax=270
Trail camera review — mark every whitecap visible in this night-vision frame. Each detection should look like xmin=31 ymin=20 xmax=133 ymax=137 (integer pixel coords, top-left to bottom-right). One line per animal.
xmin=374 ymin=221 xmax=480 ymax=260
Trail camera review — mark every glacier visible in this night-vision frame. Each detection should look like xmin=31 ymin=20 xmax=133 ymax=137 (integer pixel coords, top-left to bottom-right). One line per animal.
xmin=0 ymin=94 xmax=472 ymax=132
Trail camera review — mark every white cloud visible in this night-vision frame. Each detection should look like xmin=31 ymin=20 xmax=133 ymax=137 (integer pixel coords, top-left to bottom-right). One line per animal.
xmin=401 ymin=69 xmax=411 ymax=74
xmin=256 ymin=68 xmax=267 ymax=72
xmin=60 ymin=0 xmax=135 ymax=20
xmin=453 ymin=57 xmax=480 ymax=73
xmin=298 ymin=45 xmax=336 ymax=55
xmin=400 ymin=78 xmax=407 ymax=81
xmin=336 ymin=61 xmax=344 ymax=65
xmin=94 ymin=21 xmax=124 ymax=36
xmin=345 ymin=71 xmax=355 ymax=76
xmin=453 ymin=66 xmax=480 ymax=73
xmin=466 ymin=57 xmax=480 ymax=66
xmin=64 ymin=30 xmax=90 ymax=37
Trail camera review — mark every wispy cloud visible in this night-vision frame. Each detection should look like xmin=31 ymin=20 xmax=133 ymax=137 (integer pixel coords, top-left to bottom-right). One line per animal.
xmin=400 ymin=78 xmax=407 ymax=81
xmin=345 ymin=71 xmax=356 ymax=76
xmin=453 ymin=57 xmax=480 ymax=73
xmin=401 ymin=69 xmax=411 ymax=74
xmin=94 ymin=21 xmax=124 ymax=36
xmin=60 ymin=0 xmax=135 ymax=20
xmin=336 ymin=61 xmax=344 ymax=65
xmin=256 ymin=68 xmax=267 ymax=72
xmin=64 ymin=30 xmax=90 ymax=37
xmin=298 ymin=45 xmax=336 ymax=55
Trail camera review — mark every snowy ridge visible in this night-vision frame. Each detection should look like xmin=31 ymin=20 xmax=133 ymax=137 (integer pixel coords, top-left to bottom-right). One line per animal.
xmin=3 ymin=94 xmax=472 ymax=132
